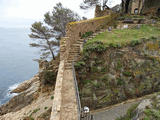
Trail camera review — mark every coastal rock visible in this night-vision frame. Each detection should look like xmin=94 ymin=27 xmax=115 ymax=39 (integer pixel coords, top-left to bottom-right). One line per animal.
xmin=0 ymin=75 xmax=40 ymax=116
xmin=11 ymin=74 xmax=39 ymax=93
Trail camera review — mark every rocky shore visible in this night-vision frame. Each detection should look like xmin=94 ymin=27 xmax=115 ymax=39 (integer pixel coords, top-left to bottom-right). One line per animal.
xmin=0 ymin=74 xmax=54 ymax=120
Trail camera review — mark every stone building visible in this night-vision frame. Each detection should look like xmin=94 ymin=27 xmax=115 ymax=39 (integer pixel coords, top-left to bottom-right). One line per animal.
xmin=95 ymin=5 xmax=113 ymax=17
xmin=122 ymin=0 xmax=160 ymax=15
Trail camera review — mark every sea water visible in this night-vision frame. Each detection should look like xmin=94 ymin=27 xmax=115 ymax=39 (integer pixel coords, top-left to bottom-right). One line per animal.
xmin=0 ymin=27 xmax=38 ymax=105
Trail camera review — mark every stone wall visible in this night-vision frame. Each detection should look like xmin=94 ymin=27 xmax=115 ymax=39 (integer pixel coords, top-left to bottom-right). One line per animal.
xmin=50 ymin=60 xmax=64 ymax=120
xmin=130 ymin=0 xmax=143 ymax=14
xmin=95 ymin=5 xmax=113 ymax=17
xmin=61 ymin=14 xmax=117 ymax=61
xmin=142 ymin=0 xmax=160 ymax=15
xmin=122 ymin=0 xmax=160 ymax=15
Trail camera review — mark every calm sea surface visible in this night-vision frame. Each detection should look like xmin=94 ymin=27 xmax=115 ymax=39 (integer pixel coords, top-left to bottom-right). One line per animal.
xmin=0 ymin=27 xmax=38 ymax=105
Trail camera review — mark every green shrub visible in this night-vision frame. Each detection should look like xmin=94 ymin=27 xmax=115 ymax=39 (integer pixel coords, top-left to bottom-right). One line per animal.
xmin=32 ymin=108 xmax=40 ymax=114
xmin=109 ymin=43 xmax=119 ymax=48
xmin=83 ymin=79 xmax=91 ymax=84
xmin=81 ymin=31 xmax=93 ymax=38
xmin=84 ymin=41 xmax=107 ymax=54
xmin=117 ymin=60 xmax=123 ymax=70
xmin=123 ymin=71 xmax=132 ymax=77
xmin=51 ymin=96 xmax=54 ymax=100
xmin=144 ymin=109 xmax=160 ymax=119
xmin=74 ymin=61 xmax=85 ymax=69
xmin=130 ymin=40 xmax=141 ymax=47
xmin=117 ymin=78 xmax=124 ymax=86
xmin=40 ymin=70 xmax=57 ymax=85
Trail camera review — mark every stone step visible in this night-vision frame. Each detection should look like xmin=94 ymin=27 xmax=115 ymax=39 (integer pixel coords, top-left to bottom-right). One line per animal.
xmin=77 ymin=40 xmax=84 ymax=43
xmin=63 ymin=37 xmax=69 ymax=39
xmin=60 ymin=50 xmax=65 ymax=52
xmin=68 ymin=55 xmax=80 ymax=60
xmin=69 ymin=52 xmax=80 ymax=55
xmin=66 ymin=61 xmax=75 ymax=65
xmin=76 ymin=41 xmax=84 ymax=44
xmin=67 ymin=58 xmax=76 ymax=61
xmin=93 ymin=33 xmax=99 ymax=36
xmin=71 ymin=46 xmax=80 ymax=49
xmin=61 ymin=44 xmax=66 ymax=46
xmin=70 ymin=49 xmax=80 ymax=51
xmin=65 ymin=66 xmax=72 ymax=69
xmin=68 ymin=55 xmax=79 ymax=58
xmin=67 ymin=56 xmax=80 ymax=61
xmin=69 ymin=48 xmax=78 ymax=51
xmin=69 ymin=49 xmax=80 ymax=51
xmin=65 ymin=63 xmax=72 ymax=69
xmin=60 ymin=47 xmax=66 ymax=49
xmin=69 ymin=52 xmax=79 ymax=54
xmin=72 ymin=44 xmax=81 ymax=47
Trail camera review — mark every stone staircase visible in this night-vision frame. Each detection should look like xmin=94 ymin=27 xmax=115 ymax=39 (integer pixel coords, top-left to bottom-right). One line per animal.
xmin=64 ymin=28 xmax=107 ymax=70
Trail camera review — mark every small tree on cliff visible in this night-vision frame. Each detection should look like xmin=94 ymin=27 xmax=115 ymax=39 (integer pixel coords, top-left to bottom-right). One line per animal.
xmin=44 ymin=2 xmax=80 ymax=37
xmin=29 ymin=22 xmax=58 ymax=60
xmin=29 ymin=3 xmax=80 ymax=60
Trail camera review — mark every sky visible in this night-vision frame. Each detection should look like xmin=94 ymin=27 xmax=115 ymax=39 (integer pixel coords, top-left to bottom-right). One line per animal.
xmin=0 ymin=0 xmax=121 ymax=28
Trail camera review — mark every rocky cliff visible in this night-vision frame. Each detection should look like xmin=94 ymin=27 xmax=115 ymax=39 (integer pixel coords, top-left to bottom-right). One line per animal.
xmin=0 ymin=58 xmax=59 ymax=120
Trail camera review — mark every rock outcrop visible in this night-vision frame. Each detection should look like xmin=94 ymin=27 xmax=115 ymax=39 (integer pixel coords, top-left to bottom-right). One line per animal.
xmin=117 ymin=93 xmax=160 ymax=120
xmin=0 ymin=75 xmax=40 ymax=116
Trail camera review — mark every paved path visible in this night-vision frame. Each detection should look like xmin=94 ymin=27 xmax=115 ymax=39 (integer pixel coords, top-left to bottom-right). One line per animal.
xmin=92 ymin=101 xmax=139 ymax=120
xmin=92 ymin=93 xmax=156 ymax=120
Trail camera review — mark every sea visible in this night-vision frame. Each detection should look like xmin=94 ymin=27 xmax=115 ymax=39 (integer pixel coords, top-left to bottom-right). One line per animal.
xmin=0 ymin=27 xmax=38 ymax=105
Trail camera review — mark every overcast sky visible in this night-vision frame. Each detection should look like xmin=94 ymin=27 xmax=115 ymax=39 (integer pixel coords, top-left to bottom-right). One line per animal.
xmin=0 ymin=0 xmax=121 ymax=28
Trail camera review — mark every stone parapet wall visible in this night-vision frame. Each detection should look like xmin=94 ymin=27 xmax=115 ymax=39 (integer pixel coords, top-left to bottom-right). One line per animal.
xmin=60 ymin=37 xmax=68 ymax=61
xmin=50 ymin=60 xmax=64 ymax=120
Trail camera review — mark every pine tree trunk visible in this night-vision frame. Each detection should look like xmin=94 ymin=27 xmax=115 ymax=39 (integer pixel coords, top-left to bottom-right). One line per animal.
xmin=47 ymin=40 xmax=55 ymax=60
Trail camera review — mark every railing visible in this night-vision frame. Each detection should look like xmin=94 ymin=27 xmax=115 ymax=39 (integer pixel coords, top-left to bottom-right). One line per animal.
xmin=72 ymin=63 xmax=95 ymax=120
xmin=72 ymin=63 xmax=82 ymax=120
xmin=80 ymin=110 xmax=95 ymax=120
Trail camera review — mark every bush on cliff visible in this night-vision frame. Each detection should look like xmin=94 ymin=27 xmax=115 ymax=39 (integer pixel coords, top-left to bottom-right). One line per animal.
xmin=40 ymin=70 xmax=57 ymax=85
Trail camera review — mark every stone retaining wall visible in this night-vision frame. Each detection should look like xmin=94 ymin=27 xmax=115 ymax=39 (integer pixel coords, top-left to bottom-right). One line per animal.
xmin=61 ymin=14 xmax=117 ymax=61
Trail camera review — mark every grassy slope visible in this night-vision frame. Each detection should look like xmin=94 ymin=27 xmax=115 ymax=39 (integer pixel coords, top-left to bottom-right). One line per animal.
xmin=87 ymin=25 xmax=160 ymax=46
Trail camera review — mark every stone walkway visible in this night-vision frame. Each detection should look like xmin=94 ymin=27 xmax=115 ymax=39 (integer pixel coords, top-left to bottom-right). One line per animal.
xmin=60 ymin=69 xmax=79 ymax=120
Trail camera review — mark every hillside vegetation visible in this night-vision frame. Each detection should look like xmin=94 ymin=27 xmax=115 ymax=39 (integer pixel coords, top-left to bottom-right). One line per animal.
xmin=75 ymin=24 xmax=160 ymax=110
xmin=86 ymin=24 xmax=160 ymax=47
